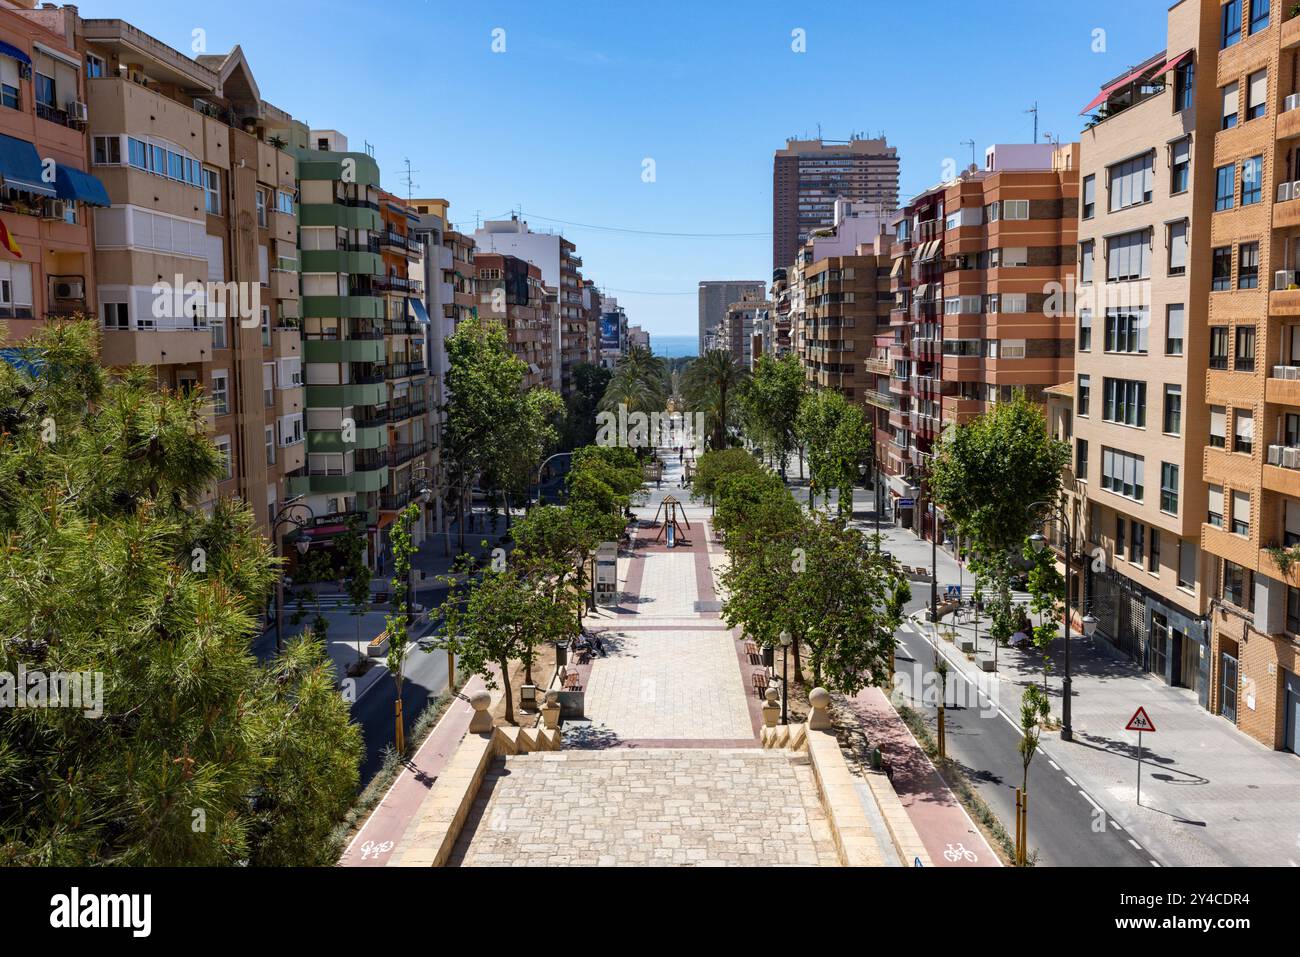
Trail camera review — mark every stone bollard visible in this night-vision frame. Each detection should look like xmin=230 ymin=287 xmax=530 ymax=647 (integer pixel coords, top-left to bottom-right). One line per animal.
xmin=541 ymin=689 xmax=561 ymax=730
xmin=807 ymin=687 xmax=832 ymax=730
xmin=761 ymin=686 xmax=780 ymax=728
xmin=468 ymin=689 xmax=493 ymax=734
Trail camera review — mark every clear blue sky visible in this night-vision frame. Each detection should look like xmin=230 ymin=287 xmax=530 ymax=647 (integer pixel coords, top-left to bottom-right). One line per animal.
xmin=77 ymin=0 xmax=1169 ymax=336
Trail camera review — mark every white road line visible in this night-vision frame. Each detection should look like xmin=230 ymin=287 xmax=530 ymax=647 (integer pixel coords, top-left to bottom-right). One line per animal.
xmin=1049 ymin=760 xmax=1061 ymax=771
xmin=1110 ymin=821 xmax=1124 ymax=831
xmin=1078 ymin=790 xmax=1103 ymax=814
xmin=1128 ymin=838 xmax=1143 ymax=851
xmin=1150 ymin=860 xmax=1161 ymax=867
xmin=1064 ymin=776 xmax=1077 ymax=787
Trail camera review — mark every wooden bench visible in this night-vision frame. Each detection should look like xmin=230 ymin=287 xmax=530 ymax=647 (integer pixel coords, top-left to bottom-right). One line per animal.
xmin=564 ymin=670 xmax=581 ymax=690
xmin=751 ymin=672 xmax=769 ymax=696
xmin=744 ymin=641 xmax=759 ymax=657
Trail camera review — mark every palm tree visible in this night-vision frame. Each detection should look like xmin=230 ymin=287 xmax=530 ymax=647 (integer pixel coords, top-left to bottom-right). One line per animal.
xmin=682 ymin=349 xmax=749 ymax=449
xmin=599 ymin=345 xmax=668 ymax=414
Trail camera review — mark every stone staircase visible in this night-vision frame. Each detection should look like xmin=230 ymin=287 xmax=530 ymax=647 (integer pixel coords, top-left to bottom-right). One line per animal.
xmin=447 ymin=748 xmax=840 ymax=867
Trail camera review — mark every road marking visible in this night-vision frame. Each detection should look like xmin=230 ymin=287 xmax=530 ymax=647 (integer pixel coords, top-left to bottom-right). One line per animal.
xmin=1150 ymin=860 xmax=1161 ymax=867
xmin=1064 ymin=776 xmax=1077 ymax=787
xmin=1128 ymin=838 xmax=1142 ymax=851
xmin=1049 ymin=760 xmax=1061 ymax=771
xmin=1078 ymin=790 xmax=1103 ymax=814
xmin=1110 ymin=820 xmax=1124 ymax=831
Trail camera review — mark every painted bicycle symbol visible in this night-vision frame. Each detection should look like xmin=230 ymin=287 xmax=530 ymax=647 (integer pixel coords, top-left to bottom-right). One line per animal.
xmin=358 ymin=839 xmax=394 ymax=861
xmin=942 ymin=842 xmax=977 ymax=863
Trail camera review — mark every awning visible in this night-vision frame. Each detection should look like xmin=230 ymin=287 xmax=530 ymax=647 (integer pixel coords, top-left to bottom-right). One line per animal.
xmin=1151 ymin=49 xmax=1193 ymax=79
xmin=1079 ymin=55 xmax=1167 ymax=114
xmin=0 ymin=41 xmax=31 ymax=66
xmin=0 ymin=133 xmax=56 ymax=198
xmin=916 ymin=239 xmax=940 ymax=263
xmin=890 ymin=256 xmax=907 ymax=278
xmin=54 ymin=164 xmax=110 ymax=207
xmin=408 ymin=296 xmax=431 ymax=324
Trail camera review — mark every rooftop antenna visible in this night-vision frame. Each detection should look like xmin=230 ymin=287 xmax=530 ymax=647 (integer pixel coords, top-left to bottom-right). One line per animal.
xmin=1025 ymin=102 xmax=1039 ymax=143
xmin=364 ymin=139 xmax=375 ymax=158
xmin=399 ymin=157 xmax=419 ymax=202
xmin=960 ymin=139 xmax=976 ymax=170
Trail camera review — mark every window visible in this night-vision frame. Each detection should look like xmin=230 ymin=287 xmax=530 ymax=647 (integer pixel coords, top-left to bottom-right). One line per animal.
xmin=211 ymin=371 xmax=229 ymax=416
xmin=1160 ymin=463 xmax=1179 ymax=514
xmin=1082 ymin=175 xmax=1096 ymax=219
xmin=1246 ymin=69 xmax=1267 ymax=121
xmin=1002 ymin=200 xmax=1029 ymax=220
xmin=1179 ymin=541 xmax=1196 ymax=589
xmin=1150 ymin=528 xmax=1161 ymax=573
xmin=103 ymin=302 xmax=128 ymax=330
xmin=1108 ymin=153 xmax=1154 ymax=211
xmin=1232 ymin=490 xmax=1251 ymax=536
xmin=1251 ymin=0 xmax=1270 ymax=34
xmin=1079 ymin=308 xmax=1092 ymax=351
xmin=1222 ymin=560 xmax=1250 ymax=609
xmin=1080 ymin=240 xmax=1094 ymax=283
xmin=1222 ymin=81 xmax=1239 ymax=128
xmin=85 ymin=53 xmax=104 ymax=78
xmin=1242 ymin=156 xmax=1263 ymax=204
xmin=1101 ymin=447 xmax=1145 ymax=501
xmin=1166 ymin=303 xmax=1184 ymax=355
xmin=276 ymin=190 xmax=295 ymax=215
xmin=265 ymin=426 xmax=276 ymax=467
xmin=1077 ymin=438 xmax=1089 ymax=479
xmin=1104 ymin=307 xmax=1149 ymax=353
xmin=1078 ymin=374 xmax=1091 ymax=416
xmin=1210 ymin=328 xmax=1230 ymax=369
xmin=203 ymin=167 xmax=221 ymax=215
xmin=256 ymin=189 xmax=267 ymax=227
xmin=1001 ymin=293 xmax=1027 ymax=313
xmin=92 ymin=135 xmax=122 ymax=165
xmin=1163 ymin=385 xmax=1182 ymax=435
xmin=1168 ymin=220 xmax=1188 ymax=276
xmin=1287 ymin=500 xmax=1300 ymax=546
xmin=1131 ymin=522 xmax=1145 ymax=565
xmin=261 ymin=307 xmax=271 ymax=346
xmin=262 ymin=362 xmax=274 ymax=408
xmin=1175 ymin=59 xmax=1195 ymax=112
xmin=1001 ymin=247 xmax=1028 ymax=267
xmin=215 ymin=437 xmax=233 ymax=481
xmin=1237 ymin=243 xmax=1259 ymax=291
xmin=1117 ymin=516 xmax=1126 ymax=557
xmin=1234 ymin=409 xmax=1254 ymax=454
xmin=211 ymin=317 xmax=226 ymax=350
xmin=1208 ymin=484 xmax=1225 ymax=527
xmin=1210 ymin=405 xmax=1227 ymax=447
xmin=1212 ymin=247 xmax=1232 ymax=291
xmin=1289 ymin=587 xmax=1300 ymax=634
xmin=1222 ymin=0 xmax=1242 ymax=48
xmin=34 ymin=71 xmax=54 ymax=109
xmin=1235 ymin=324 xmax=1256 ymax=371
xmin=1171 ymin=138 xmax=1191 ymax=193
xmin=1103 ymin=378 xmax=1146 ymax=427
xmin=1215 ymin=163 xmax=1236 ymax=211
xmin=1107 ymin=230 xmax=1150 ymax=282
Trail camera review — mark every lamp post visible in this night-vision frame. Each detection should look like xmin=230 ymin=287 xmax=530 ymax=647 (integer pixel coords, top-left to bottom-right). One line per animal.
xmin=779 ymin=629 xmax=792 ymax=725
xmin=404 ymin=465 xmax=435 ymax=622
xmin=272 ymin=496 xmax=314 ymax=655
xmin=1028 ymin=500 xmax=1100 ymax=743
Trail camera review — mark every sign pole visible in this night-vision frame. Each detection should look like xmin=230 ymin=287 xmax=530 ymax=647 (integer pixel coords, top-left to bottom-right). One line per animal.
xmin=1136 ymin=729 xmax=1142 ymax=807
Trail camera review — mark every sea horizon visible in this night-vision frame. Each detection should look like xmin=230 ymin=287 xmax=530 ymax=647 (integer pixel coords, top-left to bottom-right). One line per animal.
xmin=647 ymin=334 xmax=698 ymax=358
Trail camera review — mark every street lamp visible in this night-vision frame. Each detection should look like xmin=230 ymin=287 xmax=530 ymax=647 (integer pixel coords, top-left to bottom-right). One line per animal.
xmin=1027 ymin=501 xmax=1080 ymax=742
xmin=272 ymin=496 xmax=315 ymax=655
xmin=779 ymin=629 xmax=792 ymax=725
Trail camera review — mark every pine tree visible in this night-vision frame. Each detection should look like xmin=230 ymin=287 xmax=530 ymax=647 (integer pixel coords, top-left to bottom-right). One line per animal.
xmin=0 ymin=321 xmax=361 ymax=865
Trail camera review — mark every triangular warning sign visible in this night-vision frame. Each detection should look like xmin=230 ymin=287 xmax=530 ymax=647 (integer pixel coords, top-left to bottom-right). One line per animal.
xmin=1125 ymin=706 xmax=1156 ymax=732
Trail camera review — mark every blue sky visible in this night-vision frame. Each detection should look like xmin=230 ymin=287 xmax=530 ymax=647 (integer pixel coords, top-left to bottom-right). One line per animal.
xmin=77 ymin=0 xmax=1170 ymax=336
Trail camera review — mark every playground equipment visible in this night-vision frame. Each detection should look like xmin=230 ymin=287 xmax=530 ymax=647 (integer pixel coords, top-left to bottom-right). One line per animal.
xmin=652 ymin=495 xmax=691 ymax=547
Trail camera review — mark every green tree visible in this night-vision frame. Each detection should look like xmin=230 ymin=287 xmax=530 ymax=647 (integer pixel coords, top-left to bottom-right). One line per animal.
xmin=1017 ymin=682 xmax=1051 ymax=866
xmin=741 ymin=353 xmax=806 ymax=476
xmin=385 ymin=502 xmax=420 ymax=755
xmin=337 ymin=515 xmax=371 ymax=664
xmin=690 ymin=448 xmax=762 ymax=507
xmin=796 ymin=389 xmax=872 ymax=516
xmin=0 ymin=320 xmax=360 ymax=865
xmin=599 ymin=345 xmax=667 ymax=417
xmin=1024 ymin=539 xmax=1065 ymax=693
xmin=563 ymin=363 xmax=613 ymax=449
xmin=682 ymin=349 xmax=749 ymax=450
xmin=513 ymin=504 xmax=602 ymax=626
xmin=493 ymin=386 xmax=564 ymax=524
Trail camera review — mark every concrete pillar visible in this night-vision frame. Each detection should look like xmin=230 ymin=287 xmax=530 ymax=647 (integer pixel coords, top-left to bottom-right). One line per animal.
xmin=541 ymin=690 xmax=561 ymax=730
xmin=761 ymin=686 xmax=780 ymax=728
xmin=467 ymin=688 xmax=493 ymax=733
xmin=808 ymin=687 xmax=832 ymax=730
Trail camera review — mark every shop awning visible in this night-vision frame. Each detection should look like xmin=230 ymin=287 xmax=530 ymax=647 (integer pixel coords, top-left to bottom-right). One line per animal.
xmin=1079 ymin=55 xmax=1167 ymax=114
xmin=0 ymin=41 xmax=31 ymax=66
xmin=54 ymin=164 xmax=110 ymax=207
xmin=408 ymin=296 xmax=430 ymax=324
xmin=0 ymin=133 xmax=56 ymax=198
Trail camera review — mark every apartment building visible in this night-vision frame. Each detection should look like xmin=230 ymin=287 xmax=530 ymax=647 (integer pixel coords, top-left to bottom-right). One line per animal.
xmin=474 ymin=251 xmax=552 ymax=391
xmin=0 ymin=2 xmax=102 ymax=341
xmin=768 ymin=268 xmax=792 ymax=358
xmin=719 ymin=295 xmax=767 ymax=368
xmin=599 ymin=296 xmax=626 ymax=369
xmin=1072 ymin=0 xmax=1217 ymax=707
xmin=67 ymin=14 xmax=305 ymax=540
xmin=772 ymin=136 xmax=900 ymax=270
xmin=697 ymin=279 xmax=764 ymax=355
xmin=791 ymin=246 xmax=891 ymax=401
xmin=582 ymin=279 xmax=601 ymax=365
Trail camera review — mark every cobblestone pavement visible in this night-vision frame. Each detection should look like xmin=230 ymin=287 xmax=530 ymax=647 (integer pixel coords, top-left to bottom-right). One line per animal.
xmin=582 ymin=627 xmax=754 ymax=741
xmin=633 ymin=551 xmax=699 ymax=617
xmin=448 ymin=749 xmax=837 ymax=867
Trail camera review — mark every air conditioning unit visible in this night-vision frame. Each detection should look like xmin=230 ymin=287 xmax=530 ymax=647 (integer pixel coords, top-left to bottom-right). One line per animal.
xmin=1285 ymin=447 xmax=1300 ymax=470
xmin=44 ymin=199 xmax=66 ymax=221
xmin=1288 ymin=93 xmax=1300 ymax=113
xmin=1279 ymin=182 xmax=1293 ymax=203
xmin=51 ymin=278 xmax=84 ymax=300
xmin=1269 ymin=444 xmax=1283 ymax=466
xmin=66 ymin=100 xmax=88 ymax=123
xmin=1277 ymin=270 xmax=1297 ymax=290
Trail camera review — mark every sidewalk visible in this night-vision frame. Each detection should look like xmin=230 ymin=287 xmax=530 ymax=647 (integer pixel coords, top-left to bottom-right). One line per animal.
xmin=874 ymin=519 xmax=1300 ymax=867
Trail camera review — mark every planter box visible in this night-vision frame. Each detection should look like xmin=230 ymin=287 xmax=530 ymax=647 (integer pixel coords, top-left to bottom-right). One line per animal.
xmin=368 ymin=633 xmax=390 ymax=657
xmin=957 ymin=637 xmax=977 ymax=653
xmin=976 ymin=655 xmax=997 ymax=672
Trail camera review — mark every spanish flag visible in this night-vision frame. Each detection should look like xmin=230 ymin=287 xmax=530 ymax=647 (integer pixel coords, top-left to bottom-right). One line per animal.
xmin=0 ymin=218 xmax=21 ymax=258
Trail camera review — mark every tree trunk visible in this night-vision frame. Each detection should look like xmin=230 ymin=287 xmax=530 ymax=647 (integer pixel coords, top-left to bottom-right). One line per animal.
xmin=499 ymin=657 xmax=514 ymax=724
xmin=503 ymin=490 xmax=513 ymax=529
xmin=792 ymin=637 xmax=804 ymax=686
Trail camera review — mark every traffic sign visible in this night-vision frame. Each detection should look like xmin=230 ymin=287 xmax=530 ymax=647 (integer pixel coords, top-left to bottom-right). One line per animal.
xmin=945 ymin=584 xmax=962 ymax=600
xmin=898 ymin=498 xmax=915 ymax=508
xmin=1125 ymin=706 xmax=1156 ymax=732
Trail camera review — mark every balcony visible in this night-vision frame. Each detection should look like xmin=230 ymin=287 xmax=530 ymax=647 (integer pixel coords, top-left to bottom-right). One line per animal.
xmin=271 ymin=323 xmax=301 ymax=358
xmin=1276 ymin=182 xmax=1300 ymax=229
xmin=275 ymin=385 xmax=303 ymax=417
xmin=304 ymin=337 xmax=384 ymax=364
xmin=279 ymin=439 xmax=305 ymax=474
xmin=1267 ymin=367 xmax=1300 ymax=406
xmin=101 ymin=324 xmax=209 ymax=366
xmin=1280 ymin=94 xmax=1300 ymax=140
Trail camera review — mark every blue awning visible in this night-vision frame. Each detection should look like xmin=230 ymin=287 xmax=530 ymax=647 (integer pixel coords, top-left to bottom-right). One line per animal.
xmin=408 ymin=297 xmax=431 ymax=325
xmin=0 ymin=41 xmax=31 ymax=66
xmin=0 ymin=348 xmax=44 ymax=377
xmin=54 ymin=164 xmax=111 ymax=207
xmin=0 ymin=133 xmax=56 ymax=198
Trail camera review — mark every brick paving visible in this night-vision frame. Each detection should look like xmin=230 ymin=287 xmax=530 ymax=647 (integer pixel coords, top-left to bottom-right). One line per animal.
xmin=448 ymin=749 xmax=837 ymax=867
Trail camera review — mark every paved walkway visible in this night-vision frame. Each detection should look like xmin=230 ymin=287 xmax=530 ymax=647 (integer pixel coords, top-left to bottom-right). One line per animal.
xmin=870 ymin=517 xmax=1300 ymax=867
